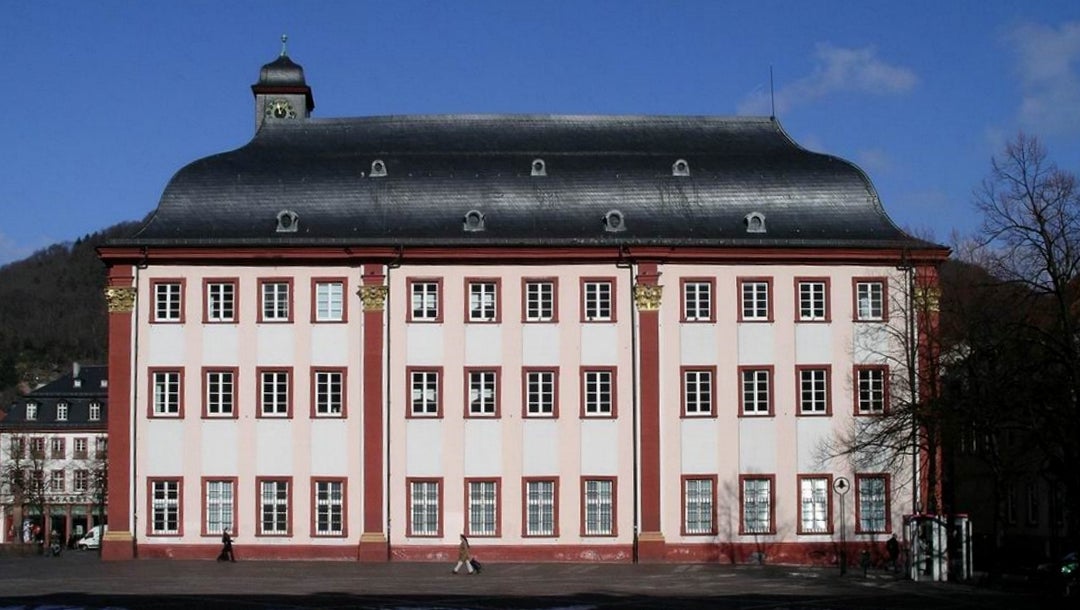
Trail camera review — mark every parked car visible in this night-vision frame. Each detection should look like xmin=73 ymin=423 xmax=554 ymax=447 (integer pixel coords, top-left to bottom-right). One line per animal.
xmin=76 ymin=525 xmax=107 ymax=550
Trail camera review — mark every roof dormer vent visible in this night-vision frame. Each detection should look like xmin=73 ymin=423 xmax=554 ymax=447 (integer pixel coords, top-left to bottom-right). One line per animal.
xmin=531 ymin=158 xmax=546 ymax=177
xmin=744 ymin=212 xmax=767 ymax=234
xmin=672 ymin=159 xmax=690 ymax=177
xmin=370 ymin=159 xmax=387 ymax=177
xmin=603 ymin=210 xmax=626 ymax=232
xmin=463 ymin=210 xmax=486 ymax=232
xmin=276 ymin=209 xmax=299 ymax=233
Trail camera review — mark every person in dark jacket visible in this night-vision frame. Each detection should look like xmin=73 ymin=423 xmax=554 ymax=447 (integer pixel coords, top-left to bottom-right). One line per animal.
xmin=217 ymin=529 xmax=236 ymax=562
xmin=886 ymin=533 xmax=900 ymax=572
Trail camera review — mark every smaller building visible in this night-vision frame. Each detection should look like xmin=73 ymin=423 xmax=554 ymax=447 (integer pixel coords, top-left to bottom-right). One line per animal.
xmin=0 ymin=364 xmax=108 ymax=547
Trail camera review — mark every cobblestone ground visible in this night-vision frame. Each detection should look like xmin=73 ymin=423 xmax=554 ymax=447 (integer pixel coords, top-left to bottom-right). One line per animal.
xmin=0 ymin=551 xmax=1064 ymax=609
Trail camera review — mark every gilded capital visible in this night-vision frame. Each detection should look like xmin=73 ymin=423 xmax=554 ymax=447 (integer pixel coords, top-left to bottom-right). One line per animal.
xmin=914 ymin=286 xmax=941 ymax=312
xmin=357 ymin=285 xmax=389 ymax=311
xmin=104 ymin=287 xmax=137 ymax=313
xmin=633 ymin=283 xmax=663 ymax=311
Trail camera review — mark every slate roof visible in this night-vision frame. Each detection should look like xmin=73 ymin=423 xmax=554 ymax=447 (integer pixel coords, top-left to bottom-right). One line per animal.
xmin=117 ymin=106 xmax=938 ymax=252
xmin=0 ymin=365 xmax=107 ymax=431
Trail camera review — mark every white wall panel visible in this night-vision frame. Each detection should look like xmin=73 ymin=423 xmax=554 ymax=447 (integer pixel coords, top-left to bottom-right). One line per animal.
xmin=797 ymin=418 xmax=834 ymax=472
xmin=406 ymin=325 xmax=443 ymax=365
xmin=406 ymin=420 xmax=444 ymax=476
xmin=580 ymin=420 xmax=618 ymax=475
xmin=256 ymin=326 xmax=295 ymax=365
xmin=202 ymin=326 xmax=238 ymax=364
xmin=464 ymin=420 xmax=503 ymax=477
xmin=681 ymin=419 xmax=718 ymax=473
xmin=143 ymin=421 xmax=185 ymax=474
xmin=310 ymin=420 xmax=348 ymax=475
xmin=146 ymin=326 xmax=185 ymax=364
xmin=200 ymin=423 xmax=238 ymax=473
xmin=852 ymin=324 xmax=891 ymax=364
xmin=738 ymin=418 xmax=777 ymax=473
xmin=521 ymin=325 xmax=559 ymax=365
xmin=737 ymin=325 xmax=774 ymax=364
xmin=522 ymin=420 xmax=559 ymax=475
xmin=255 ymin=421 xmax=294 ymax=473
xmin=795 ymin=325 xmax=832 ymax=363
xmin=310 ymin=325 xmax=348 ymax=365
xmin=465 ymin=326 xmax=502 ymax=365
xmin=581 ymin=325 xmax=618 ymax=364
xmin=680 ymin=325 xmax=718 ymax=365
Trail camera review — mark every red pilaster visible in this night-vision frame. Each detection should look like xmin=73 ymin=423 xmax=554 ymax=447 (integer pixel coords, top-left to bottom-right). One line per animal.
xmin=101 ymin=265 xmax=136 ymax=560
xmin=357 ymin=264 xmax=389 ymax=561
xmin=634 ymin=262 xmax=666 ymax=561
xmin=915 ymin=264 xmax=944 ymax=514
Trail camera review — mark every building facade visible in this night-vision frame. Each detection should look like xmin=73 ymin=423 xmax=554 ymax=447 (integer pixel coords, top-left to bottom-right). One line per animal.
xmin=97 ymin=50 xmax=949 ymax=562
xmin=0 ymin=364 xmax=109 ymax=547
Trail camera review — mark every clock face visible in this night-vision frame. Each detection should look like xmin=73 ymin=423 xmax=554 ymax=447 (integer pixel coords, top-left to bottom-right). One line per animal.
xmin=266 ymin=98 xmax=296 ymax=119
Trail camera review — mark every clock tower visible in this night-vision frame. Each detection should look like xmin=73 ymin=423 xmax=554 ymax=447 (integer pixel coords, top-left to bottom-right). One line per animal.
xmin=251 ymin=35 xmax=314 ymax=131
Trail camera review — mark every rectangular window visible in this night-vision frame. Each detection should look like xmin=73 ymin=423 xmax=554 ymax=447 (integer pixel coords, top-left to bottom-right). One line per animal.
xmin=89 ymin=401 xmax=101 ymax=421
xmin=205 ymin=479 xmax=235 ymax=537
xmin=467 ymin=479 xmax=499 ymax=537
xmin=797 ymin=279 xmax=828 ymax=322
xmin=10 ymin=437 xmax=25 ymax=459
xmin=582 ymin=369 xmax=615 ymax=417
xmin=467 ymin=280 xmax=499 ymax=322
xmin=739 ymin=278 xmax=771 ymax=322
xmin=408 ymin=479 xmax=441 ymax=537
xmin=314 ymin=479 xmax=345 ymax=536
xmin=855 ymin=279 xmax=886 ymax=321
xmin=313 ymin=370 xmax=344 ymax=417
xmin=259 ymin=478 xmax=290 ymax=536
xmin=29 ymin=437 xmax=45 ymax=458
xmin=582 ymin=478 xmax=615 ymax=536
xmin=682 ymin=279 xmax=714 ymax=322
xmin=409 ymin=279 xmax=441 ymax=322
xmin=799 ymin=476 xmax=832 ymax=534
xmin=95 ymin=437 xmax=107 ymax=459
xmin=798 ymin=367 xmax=830 ymax=415
xmin=683 ymin=476 xmax=716 ymax=535
xmin=466 ymin=369 xmax=499 ymax=417
xmin=258 ymin=369 xmax=291 ymax=417
xmin=74 ymin=470 xmax=89 ymax=493
xmin=50 ymin=470 xmax=65 ymax=491
xmin=73 ymin=438 xmax=88 ymax=459
xmin=204 ymin=369 xmax=236 ymax=418
xmin=50 ymin=437 xmax=65 ymax=459
xmin=259 ymin=280 xmax=291 ymax=322
xmin=56 ymin=402 xmax=68 ymax=422
xmin=524 ymin=478 xmax=557 ymax=537
xmin=151 ymin=370 xmax=182 ymax=417
xmin=582 ymin=279 xmax=613 ymax=322
xmin=682 ymin=368 xmax=714 ymax=417
xmin=741 ymin=476 xmax=774 ymax=535
xmin=205 ymin=279 xmax=236 ymax=323
xmin=26 ymin=403 xmax=37 ymax=421
xmin=409 ymin=368 xmax=441 ymax=417
xmin=153 ymin=280 xmax=183 ymax=322
xmin=313 ymin=280 xmax=345 ymax=322
xmin=856 ymin=474 xmax=889 ymax=533
xmin=523 ymin=280 xmax=556 ymax=322
xmin=523 ymin=369 xmax=557 ymax=417
xmin=150 ymin=479 xmax=181 ymax=535
xmin=855 ymin=366 xmax=888 ymax=415
xmin=740 ymin=367 xmax=772 ymax=416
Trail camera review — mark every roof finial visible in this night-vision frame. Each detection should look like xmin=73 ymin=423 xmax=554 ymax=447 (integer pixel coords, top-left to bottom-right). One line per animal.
xmin=280 ymin=34 xmax=288 ymax=57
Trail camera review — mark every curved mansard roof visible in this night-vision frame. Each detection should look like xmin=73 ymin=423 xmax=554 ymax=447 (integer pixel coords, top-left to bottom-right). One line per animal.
xmin=122 ymin=113 xmax=935 ymax=250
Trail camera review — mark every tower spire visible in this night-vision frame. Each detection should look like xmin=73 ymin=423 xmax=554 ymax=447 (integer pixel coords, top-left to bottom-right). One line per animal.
xmin=280 ymin=34 xmax=288 ymax=57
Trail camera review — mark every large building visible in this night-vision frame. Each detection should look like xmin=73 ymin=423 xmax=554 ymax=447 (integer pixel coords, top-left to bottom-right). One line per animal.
xmin=97 ymin=49 xmax=949 ymax=562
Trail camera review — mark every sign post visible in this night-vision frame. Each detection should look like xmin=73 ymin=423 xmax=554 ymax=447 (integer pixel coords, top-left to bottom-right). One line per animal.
xmin=834 ymin=477 xmax=850 ymax=575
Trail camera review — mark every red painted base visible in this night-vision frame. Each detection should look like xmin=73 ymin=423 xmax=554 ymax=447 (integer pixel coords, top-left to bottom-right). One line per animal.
xmin=137 ymin=544 xmax=358 ymax=560
xmin=101 ymin=537 xmax=135 ymax=561
xmin=357 ymin=538 xmax=389 ymax=562
xmin=391 ymin=543 xmax=633 ymax=563
xmin=636 ymin=533 xmax=666 ymax=563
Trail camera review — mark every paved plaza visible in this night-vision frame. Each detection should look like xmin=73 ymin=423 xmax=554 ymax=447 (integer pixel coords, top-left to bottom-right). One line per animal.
xmin=0 ymin=551 xmax=1062 ymax=609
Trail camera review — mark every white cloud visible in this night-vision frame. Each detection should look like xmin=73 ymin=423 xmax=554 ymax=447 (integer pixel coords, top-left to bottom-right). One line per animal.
xmin=1004 ymin=21 xmax=1080 ymax=135
xmin=738 ymin=43 xmax=917 ymax=115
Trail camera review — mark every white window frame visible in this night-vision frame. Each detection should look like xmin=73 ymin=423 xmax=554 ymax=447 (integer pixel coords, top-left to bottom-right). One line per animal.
xmin=684 ymin=477 xmax=715 ymax=535
xmin=260 ymin=370 xmax=290 ymax=417
xmin=856 ymin=280 xmax=885 ymax=321
xmin=50 ymin=437 xmax=65 ymax=459
xmin=857 ymin=475 xmax=888 ymax=533
xmin=89 ymin=401 xmax=101 ymax=421
xmin=524 ymin=280 xmax=554 ymax=322
xmin=259 ymin=479 xmax=290 ymax=535
xmin=206 ymin=281 xmax=235 ymax=322
xmin=583 ymin=370 xmax=613 ymax=417
xmin=741 ymin=368 xmax=771 ymax=415
xmin=467 ymin=480 xmax=498 ymax=537
xmin=742 ymin=477 xmax=773 ymax=535
xmin=56 ymin=401 xmax=68 ymax=421
xmin=525 ymin=479 xmax=556 ymax=536
xmin=799 ymin=368 xmax=829 ymax=415
xmin=683 ymin=369 xmax=713 ymax=416
xmin=25 ymin=402 xmax=38 ymax=421
xmin=468 ymin=370 xmax=498 ymax=416
xmin=409 ymin=479 xmax=440 ymax=537
xmin=410 ymin=281 xmax=440 ymax=321
xmin=740 ymin=280 xmax=770 ymax=321
xmin=683 ymin=281 xmax=712 ymax=321
xmin=50 ymin=470 xmax=65 ymax=491
xmin=856 ymin=367 xmax=887 ymax=414
xmin=152 ymin=371 xmax=181 ymax=416
xmin=410 ymin=370 xmax=440 ymax=417
xmin=206 ymin=370 xmax=234 ymax=417
xmin=74 ymin=438 xmax=88 ymax=458
xmin=205 ymin=480 xmax=234 ymax=536
xmin=798 ymin=280 xmax=827 ymax=321
xmin=314 ymin=480 xmax=345 ymax=536
xmin=583 ymin=280 xmax=613 ymax=322
xmin=583 ymin=478 xmax=614 ymax=536
xmin=525 ymin=370 xmax=556 ymax=417
xmin=799 ymin=476 xmax=830 ymax=534
xmin=468 ymin=281 xmax=498 ymax=322
xmin=261 ymin=281 xmax=290 ymax=322
xmin=314 ymin=281 xmax=344 ymax=322
xmin=74 ymin=470 xmax=89 ymax=493
xmin=151 ymin=480 xmax=181 ymax=535
xmin=154 ymin=282 xmax=182 ymax=322
xmin=314 ymin=370 xmax=343 ymax=416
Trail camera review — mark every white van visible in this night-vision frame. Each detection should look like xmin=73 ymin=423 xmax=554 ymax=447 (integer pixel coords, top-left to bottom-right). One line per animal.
xmin=77 ymin=525 xmax=107 ymax=550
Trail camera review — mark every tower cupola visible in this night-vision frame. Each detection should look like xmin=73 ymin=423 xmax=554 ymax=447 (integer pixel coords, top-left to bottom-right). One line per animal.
xmin=251 ymin=35 xmax=314 ymax=131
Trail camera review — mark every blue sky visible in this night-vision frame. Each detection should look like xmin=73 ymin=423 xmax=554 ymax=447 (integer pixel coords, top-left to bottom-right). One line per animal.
xmin=3 ymin=0 xmax=1079 ymax=266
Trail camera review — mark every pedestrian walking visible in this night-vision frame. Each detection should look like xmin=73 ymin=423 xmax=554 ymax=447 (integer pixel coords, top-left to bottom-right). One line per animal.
xmin=452 ymin=534 xmax=475 ymax=574
xmin=217 ymin=529 xmax=236 ymax=562
xmin=886 ymin=533 xmax=900 ymax=572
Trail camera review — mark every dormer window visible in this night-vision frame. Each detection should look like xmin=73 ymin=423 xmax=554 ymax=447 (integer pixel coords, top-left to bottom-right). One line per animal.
xmin=370 ymin=159 xmax=387 ymax=177
xmin=89 ymin=401 xmax=102 ymax=422
xmin=745 ymin=212 xmax=767 ymax=234
xmin=26 ymin=402 xmax=37 ymax=421
xmin=73 ymin=378 xmax=82 ymax=389
xmin=463 ymin=210 xmax=486 ymax=232
xmin=57 ymin=401 xmax=69 ymax=422
xmin=276 ymin=210 xmax=299 ymax=233
xmin=672 ymin=159 xmax=690 ymax=176
xmin=100 ymin=379 xmax=108 ymax=389
xmin=603 ymin=210 xmax=626 ymax=232
xmin=531 ymin=158 xmax=547 ymax=176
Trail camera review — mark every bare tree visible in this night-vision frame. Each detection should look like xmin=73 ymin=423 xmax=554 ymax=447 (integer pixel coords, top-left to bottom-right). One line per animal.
xmin=0 ymin=433 xmax=49 ymax=543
